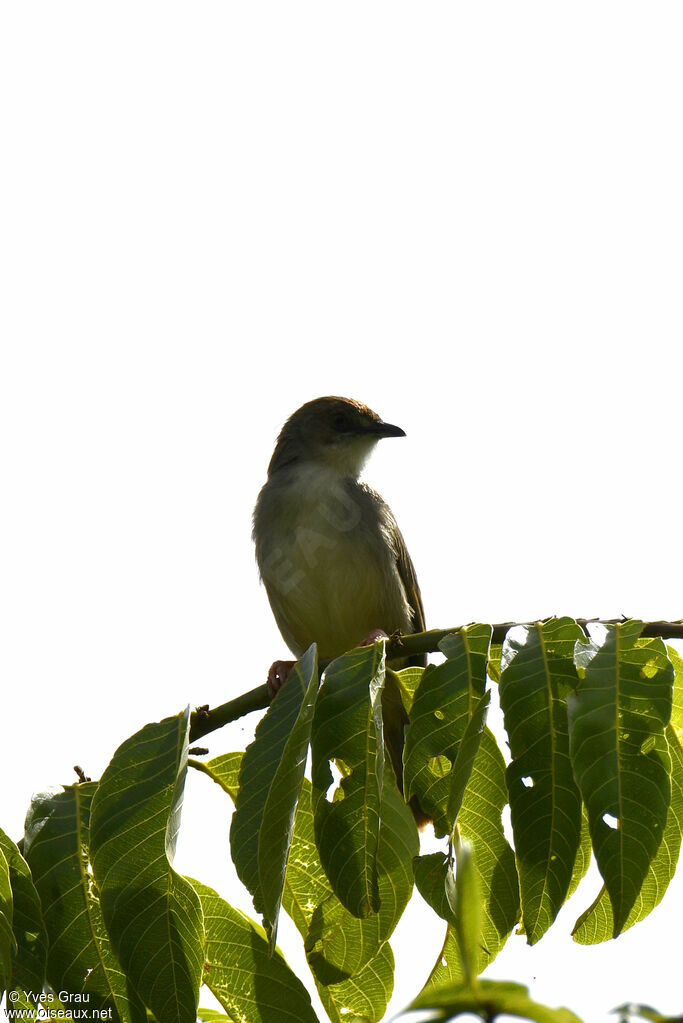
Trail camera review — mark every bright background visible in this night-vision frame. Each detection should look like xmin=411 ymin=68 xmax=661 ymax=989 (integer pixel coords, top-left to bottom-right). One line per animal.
xmin=2 ymin=3 xmax=682 ymax=1021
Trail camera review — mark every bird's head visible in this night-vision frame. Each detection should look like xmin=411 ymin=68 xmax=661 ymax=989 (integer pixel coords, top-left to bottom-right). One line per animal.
xmin=267 ymin=396 xmax=405 ymax=478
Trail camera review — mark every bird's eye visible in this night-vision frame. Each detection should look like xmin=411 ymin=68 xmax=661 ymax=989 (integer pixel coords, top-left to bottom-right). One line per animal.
xmin=332 ymin=412 xmax=352 ymax=433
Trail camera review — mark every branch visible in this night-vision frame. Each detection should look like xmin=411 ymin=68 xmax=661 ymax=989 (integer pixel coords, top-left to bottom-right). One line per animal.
xmin=190 ymin=685 xmax=270 ymax=741
xmin=188 ymin=618 xmax=683 ymax=742
xmin=389 ymin=618 xmax=683 ymax=660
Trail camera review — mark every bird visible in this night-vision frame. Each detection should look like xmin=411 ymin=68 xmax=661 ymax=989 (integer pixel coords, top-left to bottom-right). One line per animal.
xmin=253 ymin=396 xmax=429 ymax=826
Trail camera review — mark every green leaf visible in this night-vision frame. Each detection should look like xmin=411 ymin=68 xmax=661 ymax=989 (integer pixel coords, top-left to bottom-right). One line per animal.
xmin=190 ymin=752 xmax=242 ymax=801
xmin=306 ymin=778 xmax=416 ymax=983
xmin=612 ymin=1003 xmax=683 ymax=1023
xmin=311 ymin=643 xmax=385 ymax=918
xmin=23 ymin=783 xmax=144 ymax=1022
xmin=573 ymin=645 xmax=683 ymax=943
xmin=499 ymin=618 xmax=584 ymax=944
xmin=416 ymin=730 xmax=519 ymax=990
xmin=573 ymin=730 xmax=683 ymax=942
xmin=231 ymin=649 xmax=320 ymax=913
xmin=668 ymin=644 xmax=683 ymax=739
xmin=419 ymin=926 xmax=463 ymax=997
xmin=0 ymin=844 xmax=13 ymax=996
xmin=457 ymin=727 xmax=519 ymax=961
xmin=259 ymin=645 xmax=319 ymax=951
xmin=447 ymin=839 xmax=481 ymax=989
xmin=487 ymin=642 xmax=503 ymax=684
xmin=195 ymin=756 xmax=395 ymax=1023
xmin=391 ymin=665 xmax=424 ymax=714
xmin=285 ymin=778 xmax=397 ymax=1021
xmin=191 ymin=878 xmax=319 ymax=1023
xmin=89 ymin=710 xmax=204 ymax=1023
xmin=413 ymin=854 xmax=453 ymax=924
xmin=316 ymin=942 xmax=394 ymax=1023
xmin=566 ymin=810 xmax=593 ymax=903
xmin=407 ymin=978 xmax=583 ymax=1023
xmin=568 ymin=622 xmax=673 ymax=935
xmin=0 ymin=828 xmax=47 ymax=1015
xmin=404 ymin=625 xmax=491 ymax=837
xmin=447 ymin=690 xmax=490 ymax=830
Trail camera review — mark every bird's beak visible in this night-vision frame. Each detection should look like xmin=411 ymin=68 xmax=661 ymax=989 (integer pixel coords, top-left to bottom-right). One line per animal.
xmin=370 ymin=420 xmax=406 ymax=439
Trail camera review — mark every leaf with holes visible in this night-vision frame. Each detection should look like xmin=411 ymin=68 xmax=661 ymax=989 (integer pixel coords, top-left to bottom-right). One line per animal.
xmin=283 ymin=776 xmax=399 ymax=1022
xmin=195 ymin=755 xmax=396 ymax=1023
xmin=305 ymin=777 xmax=416 ymax=984
xmin=573 ymin=645 xmax=683 ymax=943
xmin=499 ymin=618 xmax=584 ymax=943
xmin=447 ymin=690 xmax=490 ymax=830
xmin=415 ymin=729 xmax=519 ymax=990
xmin=194 ymin=724 xmax=413 ymax=986
xmin=316 ymin=942 xmax=395 ymax=1023
xmin=311 ymin=643 xmax=385 ymax=919
xmin=90 ymin=710 xmax=204 ymax=1023
xmin=568 ymin=621 xmax=673 ymax=935
xmin=192 ymin=879 xmax=319 ymax=1023
xmin=404 ymin=626 xmax=491 ymax=837
xmin=24 ymin=784 xmax=145 ymax=1022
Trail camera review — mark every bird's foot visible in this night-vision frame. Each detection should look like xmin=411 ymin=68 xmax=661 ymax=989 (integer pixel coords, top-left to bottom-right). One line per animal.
xmin=359 ymin=629 xmax=389 ymax=647
xmin=267 ymin=659 xmax=295 ymax=698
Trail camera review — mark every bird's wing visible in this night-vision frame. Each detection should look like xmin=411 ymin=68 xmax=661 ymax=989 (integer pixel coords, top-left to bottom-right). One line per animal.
xmin=359 ymin=485 xmax=430 ymax=824
xmin=359 ymin=482 xmax=426 ymax=634
xmin=386 ymin=514 xmax=430 ymax=824
xmin=393 ymin=521 xmax=425 ymax=633
xmin=388 ymin=515 xmax=427 ymax=671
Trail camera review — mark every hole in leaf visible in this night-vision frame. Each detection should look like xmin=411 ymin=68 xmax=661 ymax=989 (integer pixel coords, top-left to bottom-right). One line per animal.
xmin=501 ymin=804 xmax=513 ymax=844
xmin=427 ymin=754 xmax=451 ymax=778
xmin=326 ymin=761 xmax=346 ymax=803
xmin=521 ymin=776 xmax=534 ymax=788
xmin=441 ymin=956 xmax=448 ymax=967
xmin=602 ymin=813 xmax=619 ymax=830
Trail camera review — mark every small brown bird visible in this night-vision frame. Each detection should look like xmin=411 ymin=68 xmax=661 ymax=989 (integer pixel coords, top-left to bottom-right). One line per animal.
xmin=253 ymin=396 xmax=429 ymax=825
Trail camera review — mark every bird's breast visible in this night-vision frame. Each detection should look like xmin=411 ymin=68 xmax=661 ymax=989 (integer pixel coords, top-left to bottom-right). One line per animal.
xmin=254 ymin=467 xmax=412 ymax=659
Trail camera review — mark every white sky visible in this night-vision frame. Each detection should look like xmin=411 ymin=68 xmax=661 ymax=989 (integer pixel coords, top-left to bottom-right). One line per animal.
xmin=2 ymin=3 xmax=682 ymax=1021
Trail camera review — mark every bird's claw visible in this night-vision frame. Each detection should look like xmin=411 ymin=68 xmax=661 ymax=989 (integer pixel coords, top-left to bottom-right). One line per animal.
xmin=267 ymin=659 xmax=295 ymax=698
xmin=359 ymin=629 xmax=390 ymax=647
